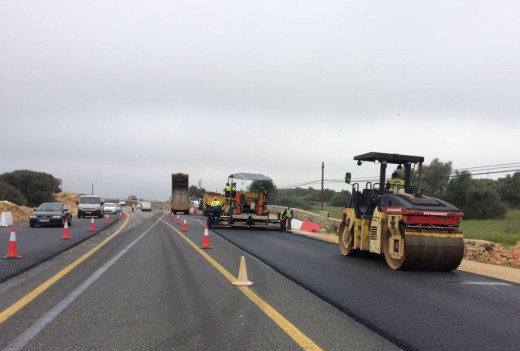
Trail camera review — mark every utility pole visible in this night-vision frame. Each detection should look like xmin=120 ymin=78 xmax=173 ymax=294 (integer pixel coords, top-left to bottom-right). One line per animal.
xmin=92 ymin=183 xmax=94 ymax=195
xmin=321 ymin=162 xmax=324 ymax=211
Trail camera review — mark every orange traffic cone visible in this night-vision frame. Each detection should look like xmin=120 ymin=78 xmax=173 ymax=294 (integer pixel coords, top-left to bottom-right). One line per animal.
xmin=176 ymin=214 xmax=180 ymax=224
xmin=122 ymin=211 xmax=126 ymax=218
xmin=3 ymin=226 xmax=22 ymax=259
xmin=90 ymin=217 xmax=95 ymax=231
xmin=105 ymin=214 xmax=110 ymax=224
xmin=201 ymin=225 xmax=211 ymax=249
xmin=61 ymin=219 xmax=70 ymax=239
xmin=118 ymin=212 xmax=122 ymax=220
xmin=182 ymin=219 xmax=188 ymax=232
xmin=232 ymin=256 xmax=253 ymax=286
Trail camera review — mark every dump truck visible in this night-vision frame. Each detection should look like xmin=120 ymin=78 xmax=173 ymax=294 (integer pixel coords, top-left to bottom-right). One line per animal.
xmin=339 ymin=152 xmax=464 ymax=271
xmin=171 ymin=173 xmax=190 ymax=214
xmin=207 ymin=173 xmax=279 ymax=229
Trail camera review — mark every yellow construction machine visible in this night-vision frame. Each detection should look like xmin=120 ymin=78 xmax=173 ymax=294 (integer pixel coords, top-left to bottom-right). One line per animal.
xmin=201 ymin=191 xmax=225 ymax=216
xmin=207 ymin=173 xmax=279 ymax=229
xmin=339 ymin=152 xmax=464 ymax=270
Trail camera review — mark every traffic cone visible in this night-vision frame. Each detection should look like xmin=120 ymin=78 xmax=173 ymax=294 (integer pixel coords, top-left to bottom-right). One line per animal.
xmin=182 ymin=219 xmax=188 ymax=232
xmin=90 ymin=217 xmax=95 ymax=231
xmin=176 ymin=214 xmax=180 ymax=224
xmin=61 ymin=219 xmax=70 ymax=239
xmin=118 ymin=212 xmax=122 ymax=220
xmin=201 ymin=225 xmax=211 ymax=249
xmin=232 ymin=256 xmax=253 ymax=286
xmin=105 ymin=214 xmax=110 ymax=224
xmin=122 ymin=211 xmax=126 ymax=218
xmin=3 ymin=226 xmax=22 ymax=259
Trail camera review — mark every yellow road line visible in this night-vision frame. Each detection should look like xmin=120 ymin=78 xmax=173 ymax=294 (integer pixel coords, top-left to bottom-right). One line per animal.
xmin=162 ymin=219 xmax=323 ymax=351
xmin=0 ymin=215 xmax=130 ymax=324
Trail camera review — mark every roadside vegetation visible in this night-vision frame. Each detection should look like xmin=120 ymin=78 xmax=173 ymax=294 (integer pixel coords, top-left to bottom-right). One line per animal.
xmin=461 ymin=210 xmax=520 ymax=248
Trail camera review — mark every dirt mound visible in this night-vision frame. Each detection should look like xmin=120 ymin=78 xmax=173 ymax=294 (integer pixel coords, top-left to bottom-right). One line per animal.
xmin=55 ymin=191 xmax=79 ymax=215
xmin=0 ymin=192 xmax=80 ymax=221
xmin=0 ymin=201 xmax=34 ymax=222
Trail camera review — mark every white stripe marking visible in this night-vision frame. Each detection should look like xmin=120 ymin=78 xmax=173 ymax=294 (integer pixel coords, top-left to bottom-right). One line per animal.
xmin=460 ymin=282 xmax=512 ymax=286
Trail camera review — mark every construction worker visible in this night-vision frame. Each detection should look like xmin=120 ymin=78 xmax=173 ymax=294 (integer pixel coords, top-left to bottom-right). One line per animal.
xmin=279 ymin=208 xmax=288 ymax=231
xmin=386 ymin=172 xmax=405 ymax=193
xmin=131 ymin=203 xmax=135 ymax=212
xmin=287 ymin=207 xmax=294 ymax=231
xmin=211 ymin=197 xmax=221 ymax=225
xmin=224 ymin=183 xmax=232 ymax=197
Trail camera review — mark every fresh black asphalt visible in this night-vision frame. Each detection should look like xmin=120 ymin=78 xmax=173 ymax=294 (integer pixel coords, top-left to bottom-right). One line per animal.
xmin=214 ymin=228 xmax=520 ymax=351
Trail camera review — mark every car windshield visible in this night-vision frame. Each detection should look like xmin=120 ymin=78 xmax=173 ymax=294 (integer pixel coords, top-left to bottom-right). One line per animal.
xmin=104 ymin=203 xmax=116 ymax=207
xmin=79 ymin=197 xmax=101 ymax=204
xmin=38 ymin=204 xmax=61 ymax=212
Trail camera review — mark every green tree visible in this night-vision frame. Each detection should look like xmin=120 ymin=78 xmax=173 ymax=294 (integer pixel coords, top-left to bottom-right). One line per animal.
xmin=422 ymin=158 xmax=452 ymax=197
xmin=189 ymin=185 xmax=205 ymax=198
xmin=444 ymin=171 xmax=506 ymax=219
xmin=0 ymin=170 xmax=60 ymax=207
xmin=330 ymin=190 xmax=351 ymax=207
xmin=0 ymin=180 xmax=27 ymax=205
xmin=248 ymin=180 xmax=277 ymax=196
xmin=496 ymin=172 xmax=520 ymax=209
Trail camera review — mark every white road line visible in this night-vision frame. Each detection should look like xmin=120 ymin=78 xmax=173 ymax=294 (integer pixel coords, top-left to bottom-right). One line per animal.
xmin=4 ymin=216 xmax=163 ymax=351
xmin=460 ymin=282 xmax=512 ymax=286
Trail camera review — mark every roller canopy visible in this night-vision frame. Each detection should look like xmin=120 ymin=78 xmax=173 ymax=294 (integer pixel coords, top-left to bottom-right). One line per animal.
xmin=354 ymin=152 xmax=424 ymax=164
xmin=229 ymin=173 xmax=273 ymax=181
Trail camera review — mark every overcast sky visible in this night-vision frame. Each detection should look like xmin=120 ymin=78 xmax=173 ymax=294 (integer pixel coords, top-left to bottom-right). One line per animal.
xmin=2 ymin=1 xmax=519 ymax=201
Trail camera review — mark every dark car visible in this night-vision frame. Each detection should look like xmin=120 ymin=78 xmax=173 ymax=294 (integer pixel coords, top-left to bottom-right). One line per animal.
xmin=29 ymin=202 xmax=72 ymax=227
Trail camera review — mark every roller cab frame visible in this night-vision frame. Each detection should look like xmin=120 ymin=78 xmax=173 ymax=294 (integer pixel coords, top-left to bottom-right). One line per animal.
xmin=339 ymin=152 xmax=464 ymax=270
xmin=208 ymin=173 xmax=280 ymax=229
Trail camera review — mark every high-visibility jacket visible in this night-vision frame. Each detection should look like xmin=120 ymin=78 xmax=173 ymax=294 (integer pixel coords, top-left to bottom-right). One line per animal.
xmin=211 ymin=200 xmax=221 ymax=208
xmin=388 ymin=178 xmax=405 ymax=192
xmin=280 ymin=210 xmax=287 ymax=221
xmin=287 ymin=209 xmax=293 ymax=218
xmin=225 ymin=185 xmax=231 ymax=192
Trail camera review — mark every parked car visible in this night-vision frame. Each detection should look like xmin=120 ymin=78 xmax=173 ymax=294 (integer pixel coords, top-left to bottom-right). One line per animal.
xmin=103 ymin=203 xmax=118 ymax=214
xmin=30 ymin=202 xmax=72 ymax=227
xmin=115 ymin=203 xmax=122 ymax=213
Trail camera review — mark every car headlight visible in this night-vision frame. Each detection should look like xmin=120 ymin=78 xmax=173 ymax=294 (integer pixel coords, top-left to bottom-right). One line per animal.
xmin=30 ymin=215 xmax=37 ymax=219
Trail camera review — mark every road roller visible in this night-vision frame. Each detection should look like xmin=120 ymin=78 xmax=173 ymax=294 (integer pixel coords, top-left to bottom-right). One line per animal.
xmin=339 ymin=152 xmax=464 ymax=270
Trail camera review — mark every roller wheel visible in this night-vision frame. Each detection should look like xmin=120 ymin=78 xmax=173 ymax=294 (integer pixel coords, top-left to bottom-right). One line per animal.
xmin=383 ymin=229 xmax=406 ymax=270
xmin=339 ymin=219 xmax=354 ymax=256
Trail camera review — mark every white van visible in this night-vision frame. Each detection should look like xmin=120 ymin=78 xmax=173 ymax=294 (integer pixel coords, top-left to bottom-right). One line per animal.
xmin=77 ymin=195 xmax=105 ymax=218
xmin=141 ymin=202 xmax=152 ymax=212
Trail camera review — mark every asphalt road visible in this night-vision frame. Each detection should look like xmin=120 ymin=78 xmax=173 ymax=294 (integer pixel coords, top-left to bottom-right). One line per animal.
xmin=215 ymin=228 xmax=520 ymax=351
xmin=0 ymin=213 xmax=120 ymax=282
xmin=0 ymin=212 xmax=397 ymax=351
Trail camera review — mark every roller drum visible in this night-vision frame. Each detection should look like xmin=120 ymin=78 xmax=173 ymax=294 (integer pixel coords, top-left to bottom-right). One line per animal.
xmin=400 ymin=235 xmax=464 ymax=271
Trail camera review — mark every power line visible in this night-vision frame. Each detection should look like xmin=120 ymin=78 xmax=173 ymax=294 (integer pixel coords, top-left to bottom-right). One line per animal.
xmin=278 ymin=163 xmax=520 ymax=189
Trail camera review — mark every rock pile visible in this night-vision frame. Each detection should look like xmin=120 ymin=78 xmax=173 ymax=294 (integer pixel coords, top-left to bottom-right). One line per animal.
xmin=464 ymin=240 xmax=520 ymax=268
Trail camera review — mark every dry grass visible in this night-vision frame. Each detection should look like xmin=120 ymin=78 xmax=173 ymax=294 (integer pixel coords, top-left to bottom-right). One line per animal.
xmin=0 ymin=201 xmax=34 ymax=222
